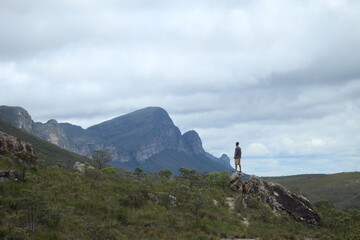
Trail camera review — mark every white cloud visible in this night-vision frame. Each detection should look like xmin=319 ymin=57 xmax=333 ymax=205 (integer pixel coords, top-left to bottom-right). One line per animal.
xmin=0 ymin=0 xmax=359 ymax=175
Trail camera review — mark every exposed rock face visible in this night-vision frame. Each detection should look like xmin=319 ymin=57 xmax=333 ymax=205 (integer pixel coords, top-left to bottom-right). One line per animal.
xmin=0 ymin=106 xmax=34 ymax=133
xmin=87 ymin=107 xmax=184 ymax=162
xmin=0 ymin=131 xmax=34 ymax=156
xmin=35 ymin=119 xmax=74 ymax=150
xmin=230 ymin=173 xmax=321 ymax=225
xmin=0 ymin=131 xmax=33 ymax=181
xmin=182 ymin=130 xmax=206 ymax=155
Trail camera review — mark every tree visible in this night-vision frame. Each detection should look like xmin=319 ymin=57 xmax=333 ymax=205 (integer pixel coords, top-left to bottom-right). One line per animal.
xmin=92 ymin=150 xmax=112 ymax=170
xmin=178 ymin=167 xmax=200 ymax=188
xmin=207 ymin=171 xmax=230 ymax=189
xmin=13 ymin=151 xmax=43 ymax=179
xmin=153 ymin=169 xmax=172 ymax=183
xmin=134 ymin=167 xmax=144 ymax=181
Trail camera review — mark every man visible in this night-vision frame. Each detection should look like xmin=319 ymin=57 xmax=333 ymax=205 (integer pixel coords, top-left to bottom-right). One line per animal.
xmin=234 ymin=142 xmax=242 ymax=172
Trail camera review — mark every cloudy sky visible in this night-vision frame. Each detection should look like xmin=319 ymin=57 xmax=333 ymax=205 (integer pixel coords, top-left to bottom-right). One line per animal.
xmin=1 ymin=0 xmax=359 ymax=176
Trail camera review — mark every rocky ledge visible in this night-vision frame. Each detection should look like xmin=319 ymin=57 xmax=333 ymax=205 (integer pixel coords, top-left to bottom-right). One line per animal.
xmin=230 ymin=173 xmax=321 ymax=225
xmin=0 ymin=131 xmax=33 ymax=156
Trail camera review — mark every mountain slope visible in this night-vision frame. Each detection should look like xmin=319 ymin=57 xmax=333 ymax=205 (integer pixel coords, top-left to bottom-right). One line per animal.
xmin=88 ymin=107 xmax=184 ymax=162
xmin=263 ymin=172 xmax=360 ymax=210
xmin=0 ymin=106 xmax=233 ymax=173
xmin=110 ymin=149 xmax=231 ymax=174
xmin=0 ymin=119 xmax=91 ymax=168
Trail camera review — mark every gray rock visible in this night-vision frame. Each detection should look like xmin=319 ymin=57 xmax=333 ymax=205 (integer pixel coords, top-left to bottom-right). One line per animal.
xmin=73 ymin=161 xmax=95 ymax=174
xmin=0 ymin=106 xmax=34 ymax=134
xmin=0 ymin=131 xmax=34 ymax=156
xmin=182 ymin=130 xmax=206 ymax=155
xmin=230 ymin=174 xmax=321 ymax=225
xmin=0 ymin=170 xmax=24 ymax=181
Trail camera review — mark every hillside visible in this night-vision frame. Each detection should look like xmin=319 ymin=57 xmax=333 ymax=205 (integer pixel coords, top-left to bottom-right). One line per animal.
xmin=110 ymin=149 xmax=231 ymax=174
xmin=1 ymin=162 xmax=360 ymax=239
xmin=263 ymin=172 xmax=360 ymax=210
xmin=0 ymin=119 xmax=91 ymax=168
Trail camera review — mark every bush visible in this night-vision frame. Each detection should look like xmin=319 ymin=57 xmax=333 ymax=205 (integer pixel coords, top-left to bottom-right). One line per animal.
xmin=6 ymin=227 xmax=29 ymax=240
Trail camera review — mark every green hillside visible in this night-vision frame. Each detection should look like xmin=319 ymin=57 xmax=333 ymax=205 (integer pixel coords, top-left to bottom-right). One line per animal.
xmin=0 ymin=119 xmax=92 ymax=168
xmin=1 ymin=164 xmax=360 ymax=239
xmin=263 ymin=172 xmax=360 ymax=210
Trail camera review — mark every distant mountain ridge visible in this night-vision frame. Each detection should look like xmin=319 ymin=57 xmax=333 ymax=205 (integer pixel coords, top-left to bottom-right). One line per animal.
xmin=263 ymin=172 xmax=360 ymax=210
xmin=0 ymin=105 xmax=232 ymax=173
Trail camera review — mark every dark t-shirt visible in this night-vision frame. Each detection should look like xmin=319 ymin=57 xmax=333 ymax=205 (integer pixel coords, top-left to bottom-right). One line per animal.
xmin=234 ymin=146 xmax=242 ymax=159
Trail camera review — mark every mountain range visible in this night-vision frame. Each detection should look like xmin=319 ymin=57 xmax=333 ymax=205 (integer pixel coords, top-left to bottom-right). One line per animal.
xmin=0 ymin=105 xmax=232 ymax=173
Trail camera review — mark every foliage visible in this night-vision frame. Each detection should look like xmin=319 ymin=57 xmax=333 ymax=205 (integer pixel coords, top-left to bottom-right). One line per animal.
xmin=0 ymin=158 xmax=359 ymax=239
xmin=153 ymin=169 xmax=172 ymax=183
xmin=91 ymin=150 xmax=112 ymax=170
xmin=0 ymin=119 xmax=92 ymax=168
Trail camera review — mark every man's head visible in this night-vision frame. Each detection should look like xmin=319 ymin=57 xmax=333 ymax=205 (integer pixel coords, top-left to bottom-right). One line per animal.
xmin=236 ymin=142 xmax=239 ymax=146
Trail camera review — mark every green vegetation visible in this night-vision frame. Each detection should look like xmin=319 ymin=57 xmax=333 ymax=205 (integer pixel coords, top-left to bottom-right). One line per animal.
xmin=1 ymin=156 xmax=360 ymax=240
xmin=92 ymin=150 xmax=112 ymax=170
xmin=264 ymin=172 xmax=360 ymax=210
xmin=0 ymin=119 xmax=91 ymax=168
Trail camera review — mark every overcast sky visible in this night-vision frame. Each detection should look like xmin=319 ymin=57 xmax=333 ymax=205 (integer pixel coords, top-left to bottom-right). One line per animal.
xmin=1 ymin=0 xmax=359 ymax=176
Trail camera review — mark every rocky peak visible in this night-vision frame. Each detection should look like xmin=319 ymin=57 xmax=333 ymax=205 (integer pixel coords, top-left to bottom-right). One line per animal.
xmin=45 ymin=119 xmax=58 ymax=125
xmin=33 ymin=119 xmax=70 ymax=149
xmin=88 ymin=107 xmax=183 ymax=162
xmin=219 ymin=154 xmax=231 ymax=165
xmin=182 ymin=130 xmax=205 ymax=155
xmin=0 ymin=106 xmax=34 ymax=134
xmin=230 ymin=173 xmax=321 ymax=225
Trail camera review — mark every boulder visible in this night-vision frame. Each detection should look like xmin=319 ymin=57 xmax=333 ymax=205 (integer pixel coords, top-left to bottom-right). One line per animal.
xmin=73 ymin=161 xmax=95 ymax=174
xmin=0 ymin=170 xmax=24 ymax=181
xmin=0 ymin=131 xmax=34 ymax=156
xmin=230 ymin=173 xmax=321 ymax=225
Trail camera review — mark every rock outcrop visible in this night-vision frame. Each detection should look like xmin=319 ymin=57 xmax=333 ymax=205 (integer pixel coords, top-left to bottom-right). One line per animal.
xmin=73 ymin=161 xmax=95 ymax=174
xmin=0 ymin=131 xmax=34 ymax=181
xmin=0 ymin=131 xmax=34 ymax=156
xmin=0 ymin=170 xmax=24 ymax=181
xmin=230 ymin=173 xmax=321 ymax=225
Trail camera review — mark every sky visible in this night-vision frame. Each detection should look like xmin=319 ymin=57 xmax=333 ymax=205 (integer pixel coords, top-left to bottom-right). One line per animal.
xmin=1 ymin=0 xmax=359 ymax=176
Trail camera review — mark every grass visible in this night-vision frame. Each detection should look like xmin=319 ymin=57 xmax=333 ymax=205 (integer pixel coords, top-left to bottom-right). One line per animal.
xmin=0 ymin=119 xmax=92 ymax=168
xmin=1 ymin=159 xmax=360 ymax=239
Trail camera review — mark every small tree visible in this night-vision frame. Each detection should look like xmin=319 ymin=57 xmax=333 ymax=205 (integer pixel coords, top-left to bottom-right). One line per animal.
xmin=16 ymin=188 xmax=47 ymax=232
xmin=178 ymin=167 xmax=200 ymax=188
xmin=134 ymin=167 xmax=144 ymax=181
xmin=154 ymin=169 xmax=172 ymax=183
xmin=13 ymin=151 xmax=43 ymax=179
xmin=92 ymin=150 xmax=112 ymax=170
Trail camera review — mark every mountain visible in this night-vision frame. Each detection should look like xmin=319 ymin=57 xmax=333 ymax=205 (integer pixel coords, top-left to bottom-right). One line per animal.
xmin=0 ymin=106 xmax=34 ymax=133
xmin=263 ymin=172 xmax=360 ymax=210
xmin=206 ymin=152 xmax=231 ymax=168
xmin=0 ymin=118 xmax=91 ymax=168
xmin=0 ymin=105 xmax=233 ymax=173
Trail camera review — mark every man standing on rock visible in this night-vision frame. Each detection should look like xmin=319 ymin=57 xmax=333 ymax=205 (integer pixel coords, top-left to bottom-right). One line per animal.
xmin=234 ymin=142 xmax=242 ymax=173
